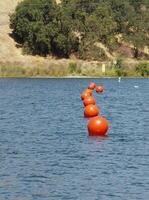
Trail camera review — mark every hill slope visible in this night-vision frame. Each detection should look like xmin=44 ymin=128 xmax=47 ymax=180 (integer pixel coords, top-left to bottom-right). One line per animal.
xmin=0 ymin=0 xmax=147 ymax=77
xmin=0 ymin=0 xmax=22 ymax=61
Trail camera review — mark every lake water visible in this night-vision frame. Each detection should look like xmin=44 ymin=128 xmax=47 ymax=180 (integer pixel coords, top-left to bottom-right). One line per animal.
xmin=0 ymin=78 xmax=149 ymax=200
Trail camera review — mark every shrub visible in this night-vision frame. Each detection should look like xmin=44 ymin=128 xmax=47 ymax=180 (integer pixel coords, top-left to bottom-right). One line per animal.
xmin=78 ymin=43 xmax=107 ymax=61
xmin=135 ymin=62 xmax=149 ymax=77
xmin=112 ymin=58 xmax=127 ymax=76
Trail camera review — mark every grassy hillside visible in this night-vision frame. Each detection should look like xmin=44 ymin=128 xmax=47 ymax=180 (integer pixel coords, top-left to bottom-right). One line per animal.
xmin=0 ymin=0 xmax=148 ymax=77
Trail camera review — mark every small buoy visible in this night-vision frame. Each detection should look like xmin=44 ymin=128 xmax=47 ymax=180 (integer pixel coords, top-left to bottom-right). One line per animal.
xmin=81 ymin=91 xmax=91 ymax=101
xmin=88 ymin=82 xmax=96 ymax=90
xmin=84 ymin=104 xmax=99 ymax=118
xmin=87 ymin=116 xmax=108 ymax=136
xmin=96 ymin=86 xmax=104 ymax=93
xmin=83 ymin=96 xmax=95 ymax=107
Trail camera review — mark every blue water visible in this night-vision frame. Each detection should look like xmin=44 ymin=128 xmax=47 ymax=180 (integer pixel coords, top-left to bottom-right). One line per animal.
xmin=0 ymin=78 xmax=149 ymax=200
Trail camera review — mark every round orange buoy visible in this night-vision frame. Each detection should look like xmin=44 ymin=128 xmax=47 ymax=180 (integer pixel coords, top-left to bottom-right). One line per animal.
xmin=83 ymin=96 xmax=95 ymax=107
xmin=84 ymin=104 xmax=99 ymax=118
xmin=87 ymin=116 xmax=108 ymax=136
xmin=81 ymin=91 xmax=91 ymax=101
xmin=96 ymin=86 xmax=104 ymax=93
xmin=88 ymin=82 xmax=96 ymax=90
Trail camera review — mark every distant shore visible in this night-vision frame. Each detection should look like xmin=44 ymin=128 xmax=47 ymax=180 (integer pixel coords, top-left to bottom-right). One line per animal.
xmin=0 ymin=75 xmax=148 ymax=78
xmin=0 ymin=58 xmax=148 ymax=78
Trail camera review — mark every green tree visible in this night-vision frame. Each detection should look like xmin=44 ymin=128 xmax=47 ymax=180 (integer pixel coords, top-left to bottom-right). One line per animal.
xmin=108 ymin=0 xmax=149 ymax=58
xmin=10 ymin=0 xmax=79 ymax=57
xmin=10 ymin=0 xmax=149 ymax=60
xmin=136 ymin=62 xmax=149 ymax=76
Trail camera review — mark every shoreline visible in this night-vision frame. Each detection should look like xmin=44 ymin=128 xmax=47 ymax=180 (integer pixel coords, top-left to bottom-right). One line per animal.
xmin=0 ymin=75 xmax=148 ymax=79
xmin=0 ymin=59 xmax=148 ymax=78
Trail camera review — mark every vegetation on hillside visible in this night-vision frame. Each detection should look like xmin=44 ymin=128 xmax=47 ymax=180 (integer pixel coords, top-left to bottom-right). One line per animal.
xmin=10 ymin=0 xmax=149 ymax=61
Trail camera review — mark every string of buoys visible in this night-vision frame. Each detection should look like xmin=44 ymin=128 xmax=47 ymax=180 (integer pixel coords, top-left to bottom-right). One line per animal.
xmin=81 ymin=82 xmax=109 ymax=137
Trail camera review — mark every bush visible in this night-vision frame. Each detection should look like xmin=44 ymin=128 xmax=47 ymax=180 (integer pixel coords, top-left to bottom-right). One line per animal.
xmin=68 ymin=62 xmax=82 ymax=75
xmin=112 ymin=58 xmax=127 ymax=76
xmin=136 ymin=62 xmax=149 ymax=77
xmin=68 ymin=62 xmax=77 ymax=73
xmin=78 ymin=43 xmax=107 ymax=61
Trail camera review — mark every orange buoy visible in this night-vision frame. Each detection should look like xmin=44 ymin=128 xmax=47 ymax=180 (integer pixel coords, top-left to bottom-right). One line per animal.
xmin=83 ymin=96 xmax=95 ymax=107
xmin=96 ymin=86 xmax=104 ymax=93
xmin=81 ymin=91 xmax=91 ymax=101
xmin=87 ymin=116 xmax=108 ymax=136
xmin=84 ymin=104 xmax=99 ymax=118
xmin=88 ymin=82 xmax=96 ymax=90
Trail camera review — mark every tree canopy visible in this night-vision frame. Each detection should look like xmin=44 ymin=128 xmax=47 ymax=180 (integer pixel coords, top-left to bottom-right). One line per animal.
xmin=10 ymin=0 xmax=149 ymax=59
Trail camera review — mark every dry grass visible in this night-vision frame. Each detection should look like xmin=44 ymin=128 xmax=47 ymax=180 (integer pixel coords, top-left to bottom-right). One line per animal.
xmin=0 ymin=59 xmax=142 ymax=77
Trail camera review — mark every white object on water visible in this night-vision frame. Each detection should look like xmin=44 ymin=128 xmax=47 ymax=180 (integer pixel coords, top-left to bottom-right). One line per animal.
xmin=134 ymin=85 xmax=139 ymax=88
xmin=118 ymin=77 xmax=121 ymax=82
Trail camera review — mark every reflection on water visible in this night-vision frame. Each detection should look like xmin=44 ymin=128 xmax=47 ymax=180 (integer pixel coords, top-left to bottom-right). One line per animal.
xmin=88 ymin=135 xmax=108 ymax=143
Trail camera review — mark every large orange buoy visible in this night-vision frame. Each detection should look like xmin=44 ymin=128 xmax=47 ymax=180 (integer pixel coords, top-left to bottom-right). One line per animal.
xmin=81 ymin=91 xmax=91 ymax=101
xmin=88 ymin=82 xmax=96 ymax=90
xmin=96 ymin=86 xmax=104 ymax=93
xmin=83 ymin=96 xmax=95 ymax=107
xmin=84 ymin=104 xmax=99 ymax=118
xmin=87 ymin=116 xmax=108 ymax=136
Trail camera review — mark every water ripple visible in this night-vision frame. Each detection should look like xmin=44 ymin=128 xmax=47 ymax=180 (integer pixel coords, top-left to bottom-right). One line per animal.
xmin=0 ymin=78 xmax=149 ymax=200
